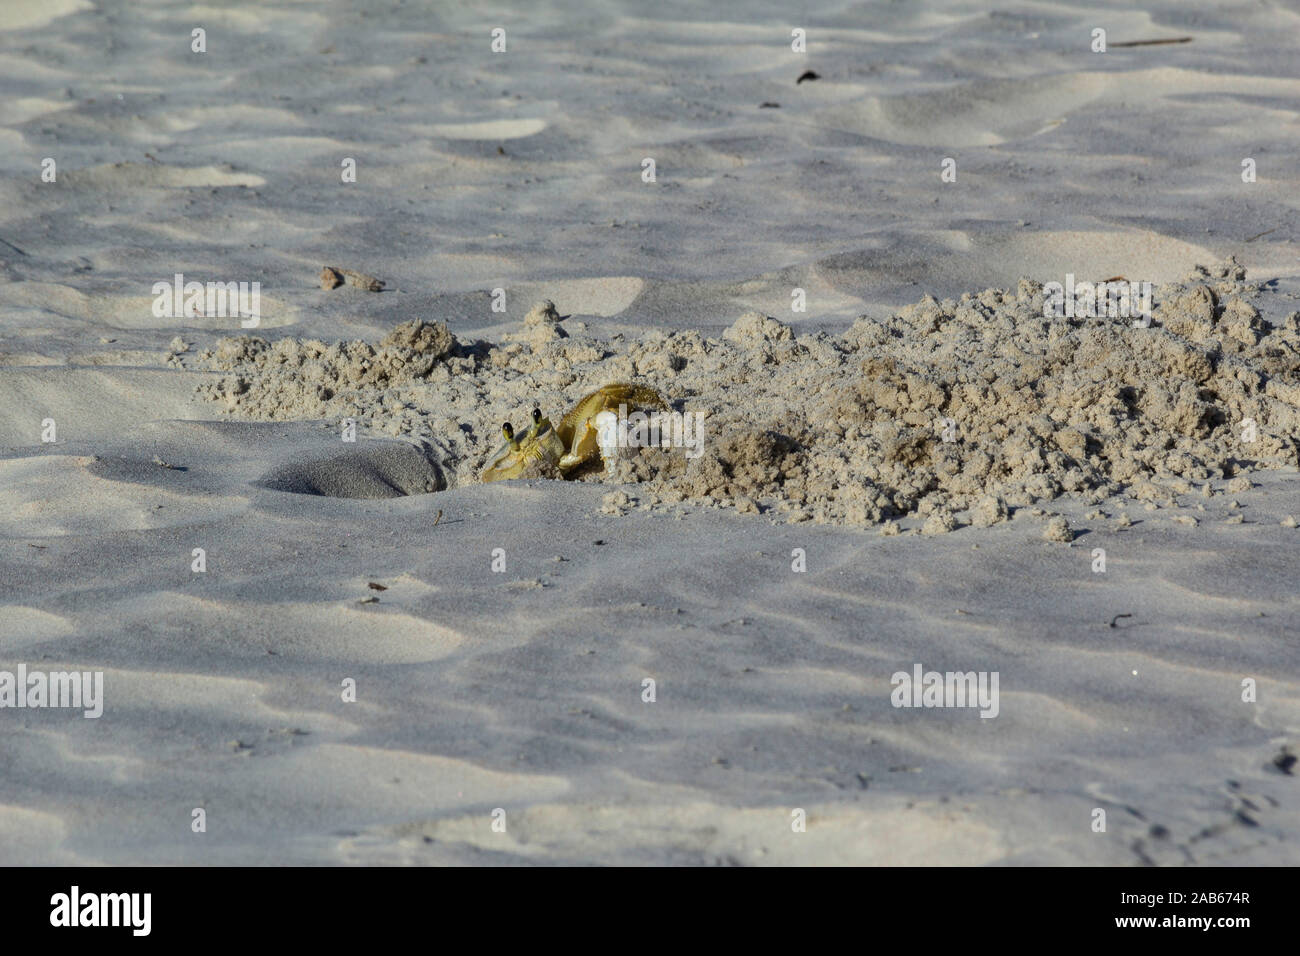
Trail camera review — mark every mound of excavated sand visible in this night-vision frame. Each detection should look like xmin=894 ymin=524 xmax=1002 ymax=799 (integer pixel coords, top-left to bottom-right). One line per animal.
xmin=194 ymin=261 xmax=1300 ymax=530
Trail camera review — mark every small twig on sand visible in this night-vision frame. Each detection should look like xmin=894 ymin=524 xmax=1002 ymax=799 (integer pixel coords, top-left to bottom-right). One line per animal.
xmin=1245 ymin=226 xmax=1279 ymax=243
xmin=433 ymin=509 xmax=443 ymax=527
xmin=1111 ymin=37 xmax=1193 ymax=48
xmin=1108 ymin=613 xmax=1134 ymax=628
xmin=0 ymin=237 xmax=29 ymax=257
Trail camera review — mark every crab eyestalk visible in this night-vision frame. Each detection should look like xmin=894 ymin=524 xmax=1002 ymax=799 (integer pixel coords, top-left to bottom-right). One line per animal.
xmin=502 ymin=422 xmax=520 ymax=451
xmin=518 ymin=406 xmax=544 ymax=441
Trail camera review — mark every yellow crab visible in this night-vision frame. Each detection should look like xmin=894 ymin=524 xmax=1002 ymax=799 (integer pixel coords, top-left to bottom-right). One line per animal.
xmin=480 ymin=383 xmax=667 ymax=482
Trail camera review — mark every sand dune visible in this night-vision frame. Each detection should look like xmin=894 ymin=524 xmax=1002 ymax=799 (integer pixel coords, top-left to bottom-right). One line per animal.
xmin=2 ymin=0 xmax=1298 ymax=866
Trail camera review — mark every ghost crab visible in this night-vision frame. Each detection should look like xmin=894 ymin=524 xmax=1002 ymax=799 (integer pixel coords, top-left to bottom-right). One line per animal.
xmin=481 ymin=383 xmax=667 ymax=482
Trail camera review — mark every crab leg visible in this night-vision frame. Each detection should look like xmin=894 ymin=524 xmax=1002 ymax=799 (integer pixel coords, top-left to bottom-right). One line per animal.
xmin=557 ymin=383 xmax=667 ymax=473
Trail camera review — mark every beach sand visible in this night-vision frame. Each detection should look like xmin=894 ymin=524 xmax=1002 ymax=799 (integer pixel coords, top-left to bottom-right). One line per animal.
xmin=1 ymin=0 xmax=1298 ymax=865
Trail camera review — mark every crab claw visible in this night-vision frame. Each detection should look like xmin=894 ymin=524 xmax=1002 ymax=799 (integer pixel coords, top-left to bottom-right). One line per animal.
xmin=557 ymin=383 xmax=667 ymax=475
xmin=593 ymin=410 xmax=625 ymax=475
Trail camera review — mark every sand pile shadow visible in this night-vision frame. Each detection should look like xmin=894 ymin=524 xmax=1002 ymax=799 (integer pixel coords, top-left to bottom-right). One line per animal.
xmin=256 ymin=441 xmax=446 ymax=499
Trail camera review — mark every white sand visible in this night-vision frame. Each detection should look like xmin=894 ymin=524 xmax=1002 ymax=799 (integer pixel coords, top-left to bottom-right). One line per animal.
xmin=2 ymin=1 xmax=1298 ymax=865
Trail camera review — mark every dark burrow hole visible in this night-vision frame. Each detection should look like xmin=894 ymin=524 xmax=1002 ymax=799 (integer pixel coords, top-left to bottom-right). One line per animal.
xmin=256 ymin=441 xmax=447 ymax=499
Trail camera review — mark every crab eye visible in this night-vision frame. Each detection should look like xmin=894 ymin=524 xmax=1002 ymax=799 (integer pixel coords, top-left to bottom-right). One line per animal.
xmin=502 ymin=422 xmax=514 ymax=440
xmin=532 ymin=407 xmax=542 ymax=424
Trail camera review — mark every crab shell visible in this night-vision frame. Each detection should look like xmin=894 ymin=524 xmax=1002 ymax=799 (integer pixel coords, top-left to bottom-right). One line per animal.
xmin=480 ymin=415 xmax=565 ymax=482
xmin=479 ymin=383 xmax=667 ymax=483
